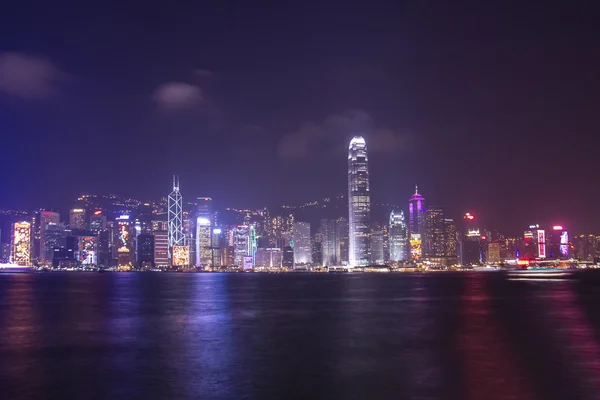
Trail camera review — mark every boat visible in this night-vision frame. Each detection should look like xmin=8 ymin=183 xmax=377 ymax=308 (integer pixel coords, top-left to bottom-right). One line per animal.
xmin=505 ymin=267 xmax=575 ymax=280
xmin=0 ymin=263 xmax=33 ymax=273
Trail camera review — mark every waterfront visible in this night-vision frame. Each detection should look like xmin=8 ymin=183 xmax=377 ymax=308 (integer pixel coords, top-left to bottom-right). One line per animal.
xmin=1 ymin=273 xmax=600 ymax=399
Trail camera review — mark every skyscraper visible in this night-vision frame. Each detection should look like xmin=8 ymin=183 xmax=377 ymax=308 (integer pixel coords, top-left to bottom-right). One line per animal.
xmin=153 ymin=230 xmax=169 ymax=267
xmin=389 ymin=210 xmax=408 ymax=262
xmin=69 ymin=208 xmax=86 ymax=229
xmin=408 ymin=186 xmax=425 ymax=235
xmin=196 ymin=217 xmax=212 ymax=267
xmin=136 ymin=234 xmax=154 ymax=268
xmin=422 ymin=207 xmax=445 ymax=257
xmin=321 ymin=219 xmax=337 ymax=267
xmin=336 ymin=217 xmax=349 ymax=265
xmin=444 ymin=218 xmax=457 ymax=258
xmin=40 ymin=211 xmax=60 ymax=264
xmin=370 ymin=229 xmax=384 ymax=264
xmin=168 ymin=175 xmax=184 ymax=256
xmin=12 ymin=221 xmax=31 ymax=266
xmin=348 ymin=136 xmax=371 ymax=266
xmin=293 ymin=222 xmax=312 ymax=265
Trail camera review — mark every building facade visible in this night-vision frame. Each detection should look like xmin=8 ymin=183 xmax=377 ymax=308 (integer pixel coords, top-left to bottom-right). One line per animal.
xmin=293 ymin=222 xmax=312 ymax=265
xmin=389 ymin=210 xmax=408 ymax=262
xmin=348 ymin=136 xmax=371 ymax=266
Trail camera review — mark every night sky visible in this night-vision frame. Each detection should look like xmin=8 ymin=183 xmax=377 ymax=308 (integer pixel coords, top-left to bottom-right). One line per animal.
xmin=1 ymin=2 xmax=599 ymax=234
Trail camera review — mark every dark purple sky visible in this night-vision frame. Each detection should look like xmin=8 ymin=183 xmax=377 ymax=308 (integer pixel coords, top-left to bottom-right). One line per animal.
xmin=0 ymin=1 xmax=599 ymax=234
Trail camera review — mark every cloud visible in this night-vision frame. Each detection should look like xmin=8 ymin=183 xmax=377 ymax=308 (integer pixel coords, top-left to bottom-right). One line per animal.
xmin=153 ymin=82 xmax=203 ymax=110
xmin=0 ymin=52 xmax=68 ymax=99
xmin=277 ymin=109 xmax=410 ymax=160
xmin=195 ymin=69 xmax=216 ymax=78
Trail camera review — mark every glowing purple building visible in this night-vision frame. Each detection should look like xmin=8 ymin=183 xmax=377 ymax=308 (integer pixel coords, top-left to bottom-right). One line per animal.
xmin=408 ymin=186 xmax=425 ymax=235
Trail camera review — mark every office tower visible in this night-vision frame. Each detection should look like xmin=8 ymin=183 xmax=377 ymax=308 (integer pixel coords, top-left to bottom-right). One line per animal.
xmin=255 ymin=248 xmax=283 ymax=269
xmin=312 ymin=233 xmax=322 ymax=266
xmin=196 ymin=217 xmax=212 ymax=267
xmin=548 ymin=225 xmax=569 ymax=259
xmin=89 ymin=210 xmax=107 ymax=233
xmin=115 ymin=215 xmax=133 ymax=267
xmin=233 ymin=225 xmax=249 ymax=266
xmin=422 ymin=207 xmax=445 ymax=257
xmin=44 ymin=222 xmax=68 ymax=262
xmin=293 ymin=221 xmax=312 ymax=264
xmin=220 ymin=246 xmax=235 ymax=266
xmin=487 ymin=241 xmax=502 ymax=263
xmin=69 ymin=208 xmax=86 ymax=229
xmin=39 ymin=211 xmax=60 ymax=264
xmin=196 ymin=196 xmax=213 ymax=224
xmin=77 ymin=236 xmax=98 ymax=265
xmin=348 ymin=136 xmax=371 ymax=266
xmin=408 ymin=186 xmax=425 ymax=235
xmin=282 ymin=245 xmax=294 ymax=269
xmin=249 ymin=224 xmax=258 ymax=265
xmin=211 ymin=228 xmax=222 ymax=267
xmin=153 ymin=231 xmax=169 ymax=267
xmin=443 ymin=218 xmax=457 ymax=258
xmin=370 ymin=229 xmax=384 ymax=264
xmin=321 ymin=219 xmax=337 ymax=267
xmin=12 ymin=221 xmax=31 ymax=266
xmin=336 ymin=218 xmax=349 ymax=265
xmin=389 ymin=210 xmax=408 ymax=262
xmin=168 ymin=175 xmax=184 ymax=255
xmin=136 ymin=234 xmax=154 ymax=268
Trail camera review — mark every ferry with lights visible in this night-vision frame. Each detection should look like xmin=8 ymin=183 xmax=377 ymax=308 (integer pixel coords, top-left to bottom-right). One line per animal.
xmin=0 ymin=263 xmax=33 ymax=273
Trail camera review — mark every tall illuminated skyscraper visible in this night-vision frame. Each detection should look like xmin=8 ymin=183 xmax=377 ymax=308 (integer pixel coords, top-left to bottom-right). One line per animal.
xmin=389 ymin=210 xmax=407 ymax=262
xmin=168 ymin=175 xmax=184 ymax=256
xmin=348 ymin=136 xmax=371 ymax=266
xmin=408 ymin=186 xmax=425 ymax=235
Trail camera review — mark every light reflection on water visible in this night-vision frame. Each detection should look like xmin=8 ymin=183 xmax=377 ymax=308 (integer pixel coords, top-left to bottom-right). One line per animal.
xmin=0 ymin=273 xmax=600 ymax=399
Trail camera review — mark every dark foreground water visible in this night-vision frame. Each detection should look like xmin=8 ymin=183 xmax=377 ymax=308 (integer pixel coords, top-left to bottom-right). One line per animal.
xmin=1 ymin=273 xmax=600 ymax=400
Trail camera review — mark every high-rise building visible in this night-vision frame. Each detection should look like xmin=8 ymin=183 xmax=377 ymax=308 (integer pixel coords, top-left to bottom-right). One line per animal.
xmin=389 ymin=210 xmax=408 ymax=262
xmin=282 ymin=245 xmax=294 ymax=269
xmin=196 ymin=197 xmax=213 ymax=225
xmin=249 ymin=224 xmax=258 ymax=265
xmin=153 ymin=231 xmax=169 ymax=267
xmin=69 ymin=208 xmax=86 ymax=229
xmin=321 ymin=219 xmax=338 ymax=267
xmin=443 ymin=218 xmax=457 ymax=258
xmin=220 ymin=246 xmax=235 ymax=266
xmin=422 ymin=207 xmax=445 ymax=257
xmin=167 ymin=175 xmax=184 ymax=255
xmin=115 ymin=215 xmax=133 ymax=267
xmin=370 ymin=229 xmax=384 ymax=264
xmin=196 ymin=217 xmax=212 ymax=267
xmin=293 ymin=222 xmax=312 ymax=265
xmin=39 ymin=211 xmax=60 ymax=264
xmin=548 ymin=225 xmax=569 ymax=259
xmin=348 ymin=136 xmax=371 ymax=266
xmin=211 ymin=228 xmax=222 ymax=267
xmin=408 ymin=186 xmax=425 ymax=235
xmin=77 ymin=236 xmax=98 ymax=265
xmin=136 ymin=234 xmax=154 ymax=268
xmin=487 ymin=241 xmax=502 ymax=263
xmin=89 ymin=210 xmax=107 ymax=233
xmin=12 ymin=221 xmax=31 ymax=266
xmin=233 ymin=225 xmax=249 ymax=266
xmin=336 ymin=217 xmax=349 ymax=265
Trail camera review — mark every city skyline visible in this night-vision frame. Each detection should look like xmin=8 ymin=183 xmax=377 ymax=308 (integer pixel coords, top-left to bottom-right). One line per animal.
xmin=2 ymin=3 xmax=599 ymax=235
